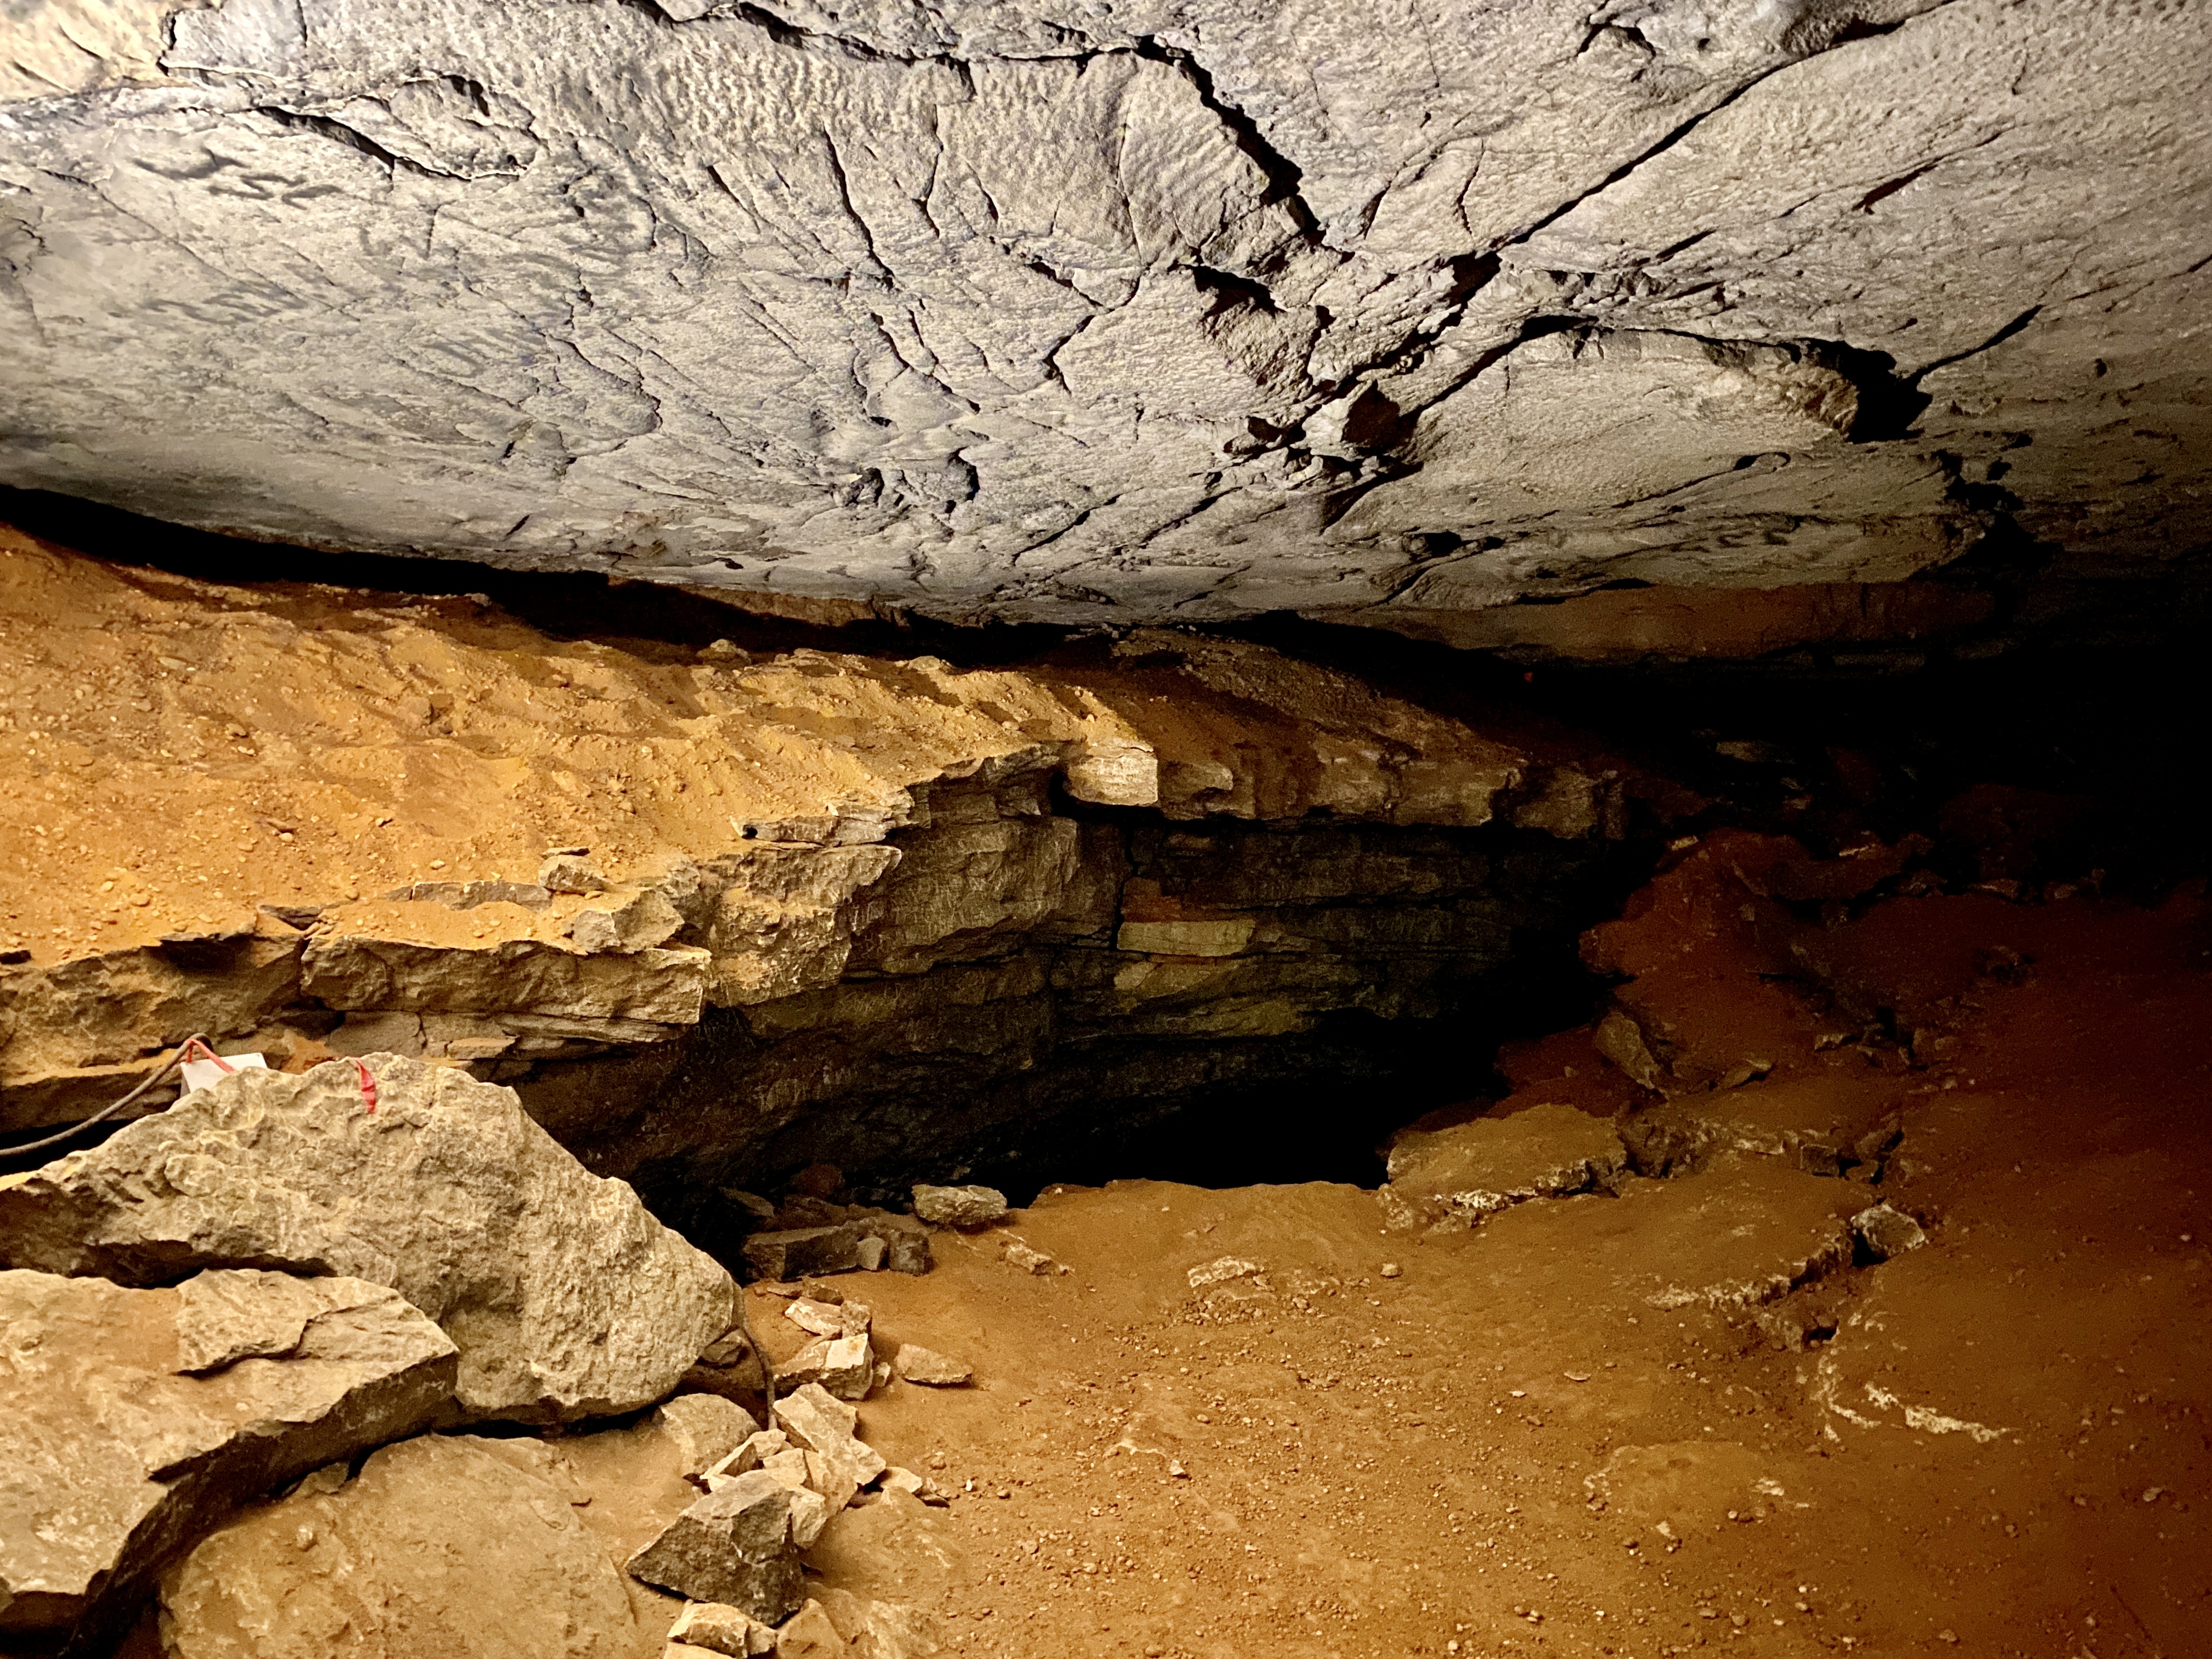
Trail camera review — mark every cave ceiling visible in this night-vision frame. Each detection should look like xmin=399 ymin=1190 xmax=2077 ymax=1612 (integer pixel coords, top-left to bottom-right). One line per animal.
xmin=2 ymin=0 xmax=2207 ymax=648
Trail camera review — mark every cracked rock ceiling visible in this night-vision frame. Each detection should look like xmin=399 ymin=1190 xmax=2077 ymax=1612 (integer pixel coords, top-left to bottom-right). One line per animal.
xmin=2 ymin=0 xmax=2207 ymax=645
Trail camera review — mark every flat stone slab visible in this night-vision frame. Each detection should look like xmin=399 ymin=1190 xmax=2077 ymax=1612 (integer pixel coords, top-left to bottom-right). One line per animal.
xmin=0 ymin=1267 xmax=455 ymax=1640
xmin=158 ymin=1433 xmax=645 ymax=1659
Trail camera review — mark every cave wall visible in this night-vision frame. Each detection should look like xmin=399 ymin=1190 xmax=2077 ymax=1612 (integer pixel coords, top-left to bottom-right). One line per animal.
xmin=2 ymin=0 xmax=2207 ymax=650
xmin=0 ymin=530 xmax=1656 ymax=1202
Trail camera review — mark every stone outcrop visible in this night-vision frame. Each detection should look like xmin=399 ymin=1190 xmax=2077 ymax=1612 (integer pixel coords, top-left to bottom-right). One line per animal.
xmin=2 ymin=1 xmax=2204 ymax=648
xmin=0 ymin=1056 xmax=735 ymax=1424
xmin=156 ymin=1434 xmax=653 ymax=1659
xmin=0 ymin=534 xmax=1632 ymax=1141
xmin=1384 ymin=1101 xmax=1630 ymax=1227
xmin=0 ymin=1266 xmax=456 ymax=1641
xmin=0 ymin=537 xmax=1647 ymax=1199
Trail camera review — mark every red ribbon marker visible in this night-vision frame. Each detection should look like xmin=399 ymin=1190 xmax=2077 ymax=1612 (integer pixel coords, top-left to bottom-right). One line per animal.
xmin=353 ymin=1059 xmax=379 ymax=1115
xmin=180 ymin=1037 xmax=236 ymax=1073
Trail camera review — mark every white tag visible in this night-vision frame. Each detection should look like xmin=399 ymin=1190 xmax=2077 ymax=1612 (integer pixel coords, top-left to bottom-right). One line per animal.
xmin=179 ymin=1052 xmax=269 ymax=1096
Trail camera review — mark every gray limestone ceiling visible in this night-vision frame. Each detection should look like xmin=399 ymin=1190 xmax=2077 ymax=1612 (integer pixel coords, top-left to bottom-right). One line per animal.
xmin=1 ymin=0 xmax=2206 ymax=643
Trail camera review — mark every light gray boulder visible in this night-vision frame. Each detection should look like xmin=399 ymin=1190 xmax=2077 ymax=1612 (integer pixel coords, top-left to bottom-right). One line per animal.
xmin=0 ymin=1266 xmax=455 ymax=1642
xmin=0 ymin=1056 xmax=735 ymax=1424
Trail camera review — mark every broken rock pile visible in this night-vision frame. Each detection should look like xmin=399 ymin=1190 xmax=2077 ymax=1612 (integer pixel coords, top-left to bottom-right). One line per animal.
xmin=0 ymin=1054 xmax=737 ymax=1423
xmin=0 ymin=1055 xmax=760 ymax=1649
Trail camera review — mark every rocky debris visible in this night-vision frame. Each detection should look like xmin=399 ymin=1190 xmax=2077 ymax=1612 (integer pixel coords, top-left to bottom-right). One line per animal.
xmin=1002 ymin=1239 xmax=1057 ymax=1276
xmin=1853 ymin=1204 xmax=1929 ymax=1261
xmin=1581 ymin=832 xmax=1849 ymax=1096
xmin=1611 ymin=1160 xmax=1866 ymax=1313
xmin=1621 ymin=1073 xmax=1906 ymax=1178
xmin=653 ymin=1394 xmax=764 ymax=1483
xmin=891 ymin=1345 xmax=972 ymax=1387
xmin=538 ymin=852 xmax=612 ymax=896
xmin=1385 ymin=1102 xmax=1630 ymax=1226
xmin=626 ymin=1471 xmax=810 ymax=1622
xmin=785 ymin=1297 xmax=868 ymax=1340
xmin=879 ymin=1468 xmax=949 ymax=1506
xmin=1186 ymin=1256 xmax=1266 ymax=1291
xmin=774 ymin=1298 xmax=875 ymax=1401
xmin=780 ymin=1334 xmax=874 ymax=1402
xmin=0 ymin=1267 xmax=455 ymax=1640
xmin=0 ymin=1056 xmax=735 ymax=1424
xmin=910 ymin=1184 xmax=1009 ymax=1228
xmin=773 ymin=1600 xmax=848 ymax=1658
xmin=708 ymin=1430 xmax=795 ymax=1485
xmin=157 ymin=1434 xmax=642 ymax=1659
xmin=669 ymin=1600 xmax=779 ymax=1657
xmin=775 ymin=1384 xmax=889 ymax=1494
xmin=742 ymin=1211 xmax=932 ymax=1283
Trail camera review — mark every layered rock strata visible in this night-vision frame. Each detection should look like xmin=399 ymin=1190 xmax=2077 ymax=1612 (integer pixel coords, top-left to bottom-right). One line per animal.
xmin=0 ymin=535 xmax=1653 ymax=1196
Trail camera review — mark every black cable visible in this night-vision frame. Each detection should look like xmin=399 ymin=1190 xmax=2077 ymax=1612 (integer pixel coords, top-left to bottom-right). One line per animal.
xmin=0 ymin=1034 xmax=216 ymax=1161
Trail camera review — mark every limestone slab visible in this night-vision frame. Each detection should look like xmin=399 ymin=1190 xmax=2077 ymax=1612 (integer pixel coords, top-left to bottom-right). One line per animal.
xmin=0 ymin=1267 xmax=455 ymax=1639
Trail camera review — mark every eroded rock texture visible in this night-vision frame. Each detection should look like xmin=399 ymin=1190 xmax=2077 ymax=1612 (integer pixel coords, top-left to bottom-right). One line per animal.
xmin=0 ymin=538 xmax=1647 ymax=1194
xmin=0 ymin=1266 xmax=455 ymax=1641
xmin=2 ymin=1 xmax=2204 ymax=642
xmin=0 ymin=1057 xmax=736 ymax=1424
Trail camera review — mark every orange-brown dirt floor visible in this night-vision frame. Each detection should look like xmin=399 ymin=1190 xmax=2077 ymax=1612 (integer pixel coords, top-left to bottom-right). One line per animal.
xmin=748 ymin=888 xmax=2210 ymax=1659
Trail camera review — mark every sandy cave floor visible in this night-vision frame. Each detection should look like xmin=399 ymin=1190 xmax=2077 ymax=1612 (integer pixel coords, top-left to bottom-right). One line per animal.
xmin=733 ymin=890 xmax=2212 ymax=1659
xmin=93 ymin=839 xmax=2212 ymax=1659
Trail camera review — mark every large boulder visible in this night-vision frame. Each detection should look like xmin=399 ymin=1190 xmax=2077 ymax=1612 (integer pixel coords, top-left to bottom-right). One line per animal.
xmin=0 ymin=1267 xmax=455 ymax=1643
xmin=157 ymin=1433 xmax=656 ymax=1659
xmin=0 ymin=1056 xmax=735 ymax=1423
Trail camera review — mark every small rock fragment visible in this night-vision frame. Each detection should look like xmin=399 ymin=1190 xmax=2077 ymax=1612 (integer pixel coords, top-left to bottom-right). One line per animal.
xmin=911 ymin=1183 xmax=1009 ymax=1228
xmin=892 ymin=1343 xmax=973 ymax=1386
xmin=775 ymin=1599 xmax=849 ymax=1658
xmin=742 ymin=1213 xmax=932 ymax=1280
xmin=669 ymin=1601 xmax=779 ymax=1657
xmin=1003 ymin=1239 xmax=1056 ymax=1275
xmin=1853 ymin=1203 xmax=1928 ymax=1260
xmin=787 ymin=1485 xmax=833 ymax=1550
xmin=774 ymin=1381 xmax=887 ymax=1489
xmin=780 ymin=1333 xmax=874 ymax=1400
xmin=879 ymin=1466 xmax=946 ymax=1505
xmin=709 ymin=1431 xmax=791 ymax=1482
xmin=539 ymin=851 xmax=610 ymax=895
xmin=1379 ymin=1262 xmax=1403 ymax=1279
xmin=653 ymin=1393 xmax=763 ymax=1482
xmin=785 ymin=1297 xmax=855 ymax=1339
xmin=626 ymin=1471 xmax=807 ymax=1622
xmin=802 ymin=1449 xmax=859 ymax=1514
